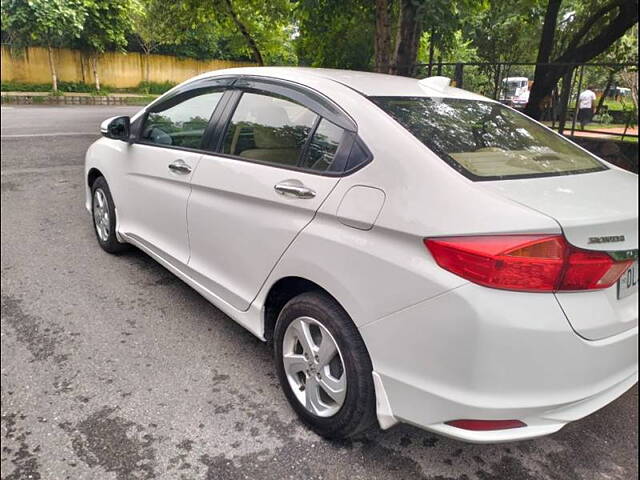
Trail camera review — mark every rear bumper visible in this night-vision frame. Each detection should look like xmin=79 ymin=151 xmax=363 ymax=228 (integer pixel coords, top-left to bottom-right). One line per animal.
xmin=360 ymin=283 xmax=638 ymax=443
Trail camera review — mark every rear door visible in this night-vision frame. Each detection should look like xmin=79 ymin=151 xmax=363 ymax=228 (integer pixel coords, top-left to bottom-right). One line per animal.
xmin=187 ymin=79 xmax=356 ymax=311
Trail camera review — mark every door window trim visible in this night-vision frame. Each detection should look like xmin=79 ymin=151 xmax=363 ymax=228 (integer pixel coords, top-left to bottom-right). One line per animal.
xmin=131 ymin=74 xmax=374 ymax=176
xmin=232 ymin=76 xmax=357 ymax=132
xmin=131 ymin=77 xmax=237 ymax=153
xmin=205 ymin=81 xmax=371 ymax=176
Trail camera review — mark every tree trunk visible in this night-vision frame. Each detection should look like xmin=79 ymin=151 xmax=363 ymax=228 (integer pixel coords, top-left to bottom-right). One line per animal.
xmin=223 ymin=0 xmax=264 ymax=66
xmin=427 ymin=28 xmax=436 ymax=77
xmin=374 ymin=0 xmax=392 ymax=73
xmin=80 ymin=55 xmax=86 ymax=84
xmin=557 ymin=69 xmax=575 ymax=133
xmin=391 ymin=0 xmax=425 ymax=76
xmin=523 ymin=0 xmax=562 ymax=119
xmin=143 ymin=49 xmax=151 ymax=84
xmin=596 ymin=71 xmax=615 ymax=114
xmin=492 ymin=64 xmax=502 ymax=100
xmin=524 ymin=0 xmax=638 ymax=120
xmin=47 ymin=45 xmax=58 ymax=92
xmin=92 ymin=55 xmax=101 ymax=91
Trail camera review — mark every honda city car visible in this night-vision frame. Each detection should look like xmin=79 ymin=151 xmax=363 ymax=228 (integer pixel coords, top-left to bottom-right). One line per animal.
xmin=85 ymin=67 xmax=638 ymax=443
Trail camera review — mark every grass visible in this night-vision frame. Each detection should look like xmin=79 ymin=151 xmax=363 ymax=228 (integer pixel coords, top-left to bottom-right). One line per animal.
xmin=1 ymin=80 xmax=175 ymax=96
xmin=582 ymin=124 xmax=634 ymax=131
xmin=602 ymin=99 xmax=636 ymax=112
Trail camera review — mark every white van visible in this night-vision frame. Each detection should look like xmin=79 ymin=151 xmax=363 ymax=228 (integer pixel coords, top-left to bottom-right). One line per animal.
xmin=500 ymin=76 xmax=530 ymax=108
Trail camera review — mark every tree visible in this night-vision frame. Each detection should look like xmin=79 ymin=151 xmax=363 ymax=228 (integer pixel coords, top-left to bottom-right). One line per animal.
xmin=131 ymin=0 xmax=182 ymax=83
xmin=295 ymin=0 xmax=374 ymax=69
xmin=214 ymin=0 xmax=295 ymax=65
xmin=76 ymin=0 xmax=132 ymax=90
xmin=1 ymin=0 xmax=85 ymax=91
xmin=390 ymin=0 xmax=427 ymax=75
xmin=524 ymin=0 xmax=639 ymax=119
xmin=419 ymin=0 xmax=472 ymax=76
xmin=591 ymin=25 xmax=639 ymax=113
xmin=178 ymin=0 xmax=293 ymax=67
xmin=373 ymin=0 xmax=475 ymax=76
xmin=222 ymin=0 xmax=263 ymax=65
xmin=374 ymin=0 xmax=392 ymax=73
xmin=463 ymin=1 xmax=540 ymax=96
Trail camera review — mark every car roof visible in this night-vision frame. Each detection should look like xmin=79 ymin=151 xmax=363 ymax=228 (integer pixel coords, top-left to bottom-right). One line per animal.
xmin=196 ymin=66 xmax=489 ymax=101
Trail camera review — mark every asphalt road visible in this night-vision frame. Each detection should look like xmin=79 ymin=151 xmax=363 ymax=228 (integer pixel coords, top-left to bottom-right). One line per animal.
xmin=1 ymin=105 xmax=638 ymax=480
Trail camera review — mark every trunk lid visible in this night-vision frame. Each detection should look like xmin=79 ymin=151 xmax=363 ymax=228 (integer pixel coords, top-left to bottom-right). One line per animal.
xmin=481 ymin=168 xmax=638 ymax=340
xmin=481 ymin=169 xmax=638 ymax=252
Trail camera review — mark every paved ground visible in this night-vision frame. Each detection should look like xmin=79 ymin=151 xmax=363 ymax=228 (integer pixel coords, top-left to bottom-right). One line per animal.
xmin=1 ymin=105 xmax=638 ymax=480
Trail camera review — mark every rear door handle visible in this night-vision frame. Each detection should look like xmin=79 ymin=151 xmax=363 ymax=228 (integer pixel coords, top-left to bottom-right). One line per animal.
xmin=274 ymin=180 xmax=316 ymax=199
xmin=168 ymin=159 xmax=192 ymax=174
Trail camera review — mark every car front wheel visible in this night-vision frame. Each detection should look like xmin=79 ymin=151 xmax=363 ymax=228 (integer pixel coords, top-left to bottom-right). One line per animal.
xmin=274 ymin=291 xmax=377 ymax=439
xmin=91 ymin=176 xmax=129 ymax=254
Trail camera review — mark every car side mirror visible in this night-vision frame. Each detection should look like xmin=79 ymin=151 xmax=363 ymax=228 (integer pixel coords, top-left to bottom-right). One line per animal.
xmin=100 ymin=116 xmax=130 ymax=141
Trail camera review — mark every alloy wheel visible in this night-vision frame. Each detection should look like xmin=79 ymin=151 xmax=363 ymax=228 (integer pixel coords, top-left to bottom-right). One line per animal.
xmin=93 ymin=188 xmax=110 ymax=242
xmin=282 ymin=316 xmax=347 ymax=417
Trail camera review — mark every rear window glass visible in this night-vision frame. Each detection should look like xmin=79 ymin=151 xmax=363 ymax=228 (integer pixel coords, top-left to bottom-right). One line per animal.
xmin=300 ymin=119 xmax=344 ymax=171
xmin=222 ymin=92 xmax=317 ymax=168
xmin=371 ymin=97 xmax=606 ymax=181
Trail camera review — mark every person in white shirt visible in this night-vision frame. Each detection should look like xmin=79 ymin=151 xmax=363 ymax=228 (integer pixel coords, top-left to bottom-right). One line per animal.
xmin=577 ymin=86 xmax=597 ymax=129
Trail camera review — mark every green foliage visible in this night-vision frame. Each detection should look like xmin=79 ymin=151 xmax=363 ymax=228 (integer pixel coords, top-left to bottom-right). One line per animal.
xmin=180 ymin=0 xmax=296 ymax=64
xmin=594 ymin=112 xmax=613 ymax=124
xmin=294 ymin=0 xmax=375 ymax=69
xmin=75 ymin=0 xmax=133 ymax=54
xmin=422 ymin=0 xmax=483 ymax=57
xmin=155 ymin=26 xmax=241 ymax=61
xmin=1 ymin=0 xmax=637 ymax=82
xmin=134 ymin=81 xmax=176 ymax=94
xmin=1 ymin=80 xmax=96 ymax=92
xmin=129 ymin=0 xmax=180 ymax=55
xmin=463 ymin=1 xmax=542 ymax=65
xmin=0 ymin=80 xmax=175 ymax=95
xmin=1 ymin=0 xmax=85 ymax=48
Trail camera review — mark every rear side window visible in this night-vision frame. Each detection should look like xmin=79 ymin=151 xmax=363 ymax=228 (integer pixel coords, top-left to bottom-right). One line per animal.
xmin=372 ymin=97 xmax=606 ymax=181
xmin=300 ymin=119 xmax=345 ymax=171
xmin=141 ymin=89 xmax=223 ymax=149
xmin=222 ymin=92 xmax=317 ymax=167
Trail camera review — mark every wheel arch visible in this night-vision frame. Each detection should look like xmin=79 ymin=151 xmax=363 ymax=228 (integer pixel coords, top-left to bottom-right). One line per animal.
xmin=263 ymin=276 xmax=351 ymax=343
xmin=87 ymin=167 xmax=104 ymax=188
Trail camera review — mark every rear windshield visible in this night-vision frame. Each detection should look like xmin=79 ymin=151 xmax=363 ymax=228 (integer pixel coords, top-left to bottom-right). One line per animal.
xmin=371 ymin=97 xmax=607 ymax=181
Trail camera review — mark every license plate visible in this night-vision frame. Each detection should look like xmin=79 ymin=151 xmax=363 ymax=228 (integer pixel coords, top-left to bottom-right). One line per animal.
xmin=618 ymin=261 xmax=638 ymax=299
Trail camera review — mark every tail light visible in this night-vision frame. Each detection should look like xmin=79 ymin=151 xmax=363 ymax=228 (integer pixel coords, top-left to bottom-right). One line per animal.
xmin=424 ymin=235 xmax=633 ymax=292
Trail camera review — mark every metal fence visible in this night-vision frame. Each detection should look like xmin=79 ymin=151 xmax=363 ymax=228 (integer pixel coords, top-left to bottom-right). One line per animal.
xmin=410 ymin=61 xmax=638 ymax=142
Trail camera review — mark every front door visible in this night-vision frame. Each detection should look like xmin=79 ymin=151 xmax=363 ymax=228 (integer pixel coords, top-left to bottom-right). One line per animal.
xmin=116 ymin=88 xmax=226 ymax=264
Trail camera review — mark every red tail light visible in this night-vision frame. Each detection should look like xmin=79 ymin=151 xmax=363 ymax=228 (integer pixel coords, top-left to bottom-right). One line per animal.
xmin=425 ymin=235 xmax=633 ymax=292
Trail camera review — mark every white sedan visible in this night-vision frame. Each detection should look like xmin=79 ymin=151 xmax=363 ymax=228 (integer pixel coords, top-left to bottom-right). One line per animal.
xmin=85 ymin=67 xmax=638 ymax=443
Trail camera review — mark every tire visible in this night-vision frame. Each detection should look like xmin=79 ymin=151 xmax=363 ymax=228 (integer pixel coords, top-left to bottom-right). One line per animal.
xmin=274 ymin=291 xmax=377 ymax=439
xmin=90 ymin=176 xmax=129 ymax=254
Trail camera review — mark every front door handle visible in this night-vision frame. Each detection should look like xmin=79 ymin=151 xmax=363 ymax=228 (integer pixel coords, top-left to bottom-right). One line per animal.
xmin=168 ymin=159 xmax=192 ymax=174
xmin=274 ymin=180 xmax=316 ymax=199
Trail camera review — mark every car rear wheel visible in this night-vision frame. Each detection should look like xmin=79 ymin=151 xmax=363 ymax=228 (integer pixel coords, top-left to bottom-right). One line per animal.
xmin=274 ymin=291 xmax=377 ymax=439
xmin=91 ymin=176 xmax=129 ymax=254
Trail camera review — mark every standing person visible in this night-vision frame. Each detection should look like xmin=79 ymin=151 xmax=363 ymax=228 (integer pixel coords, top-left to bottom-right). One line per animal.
xmin=577 ymin=86 xmax=597 ymax=130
